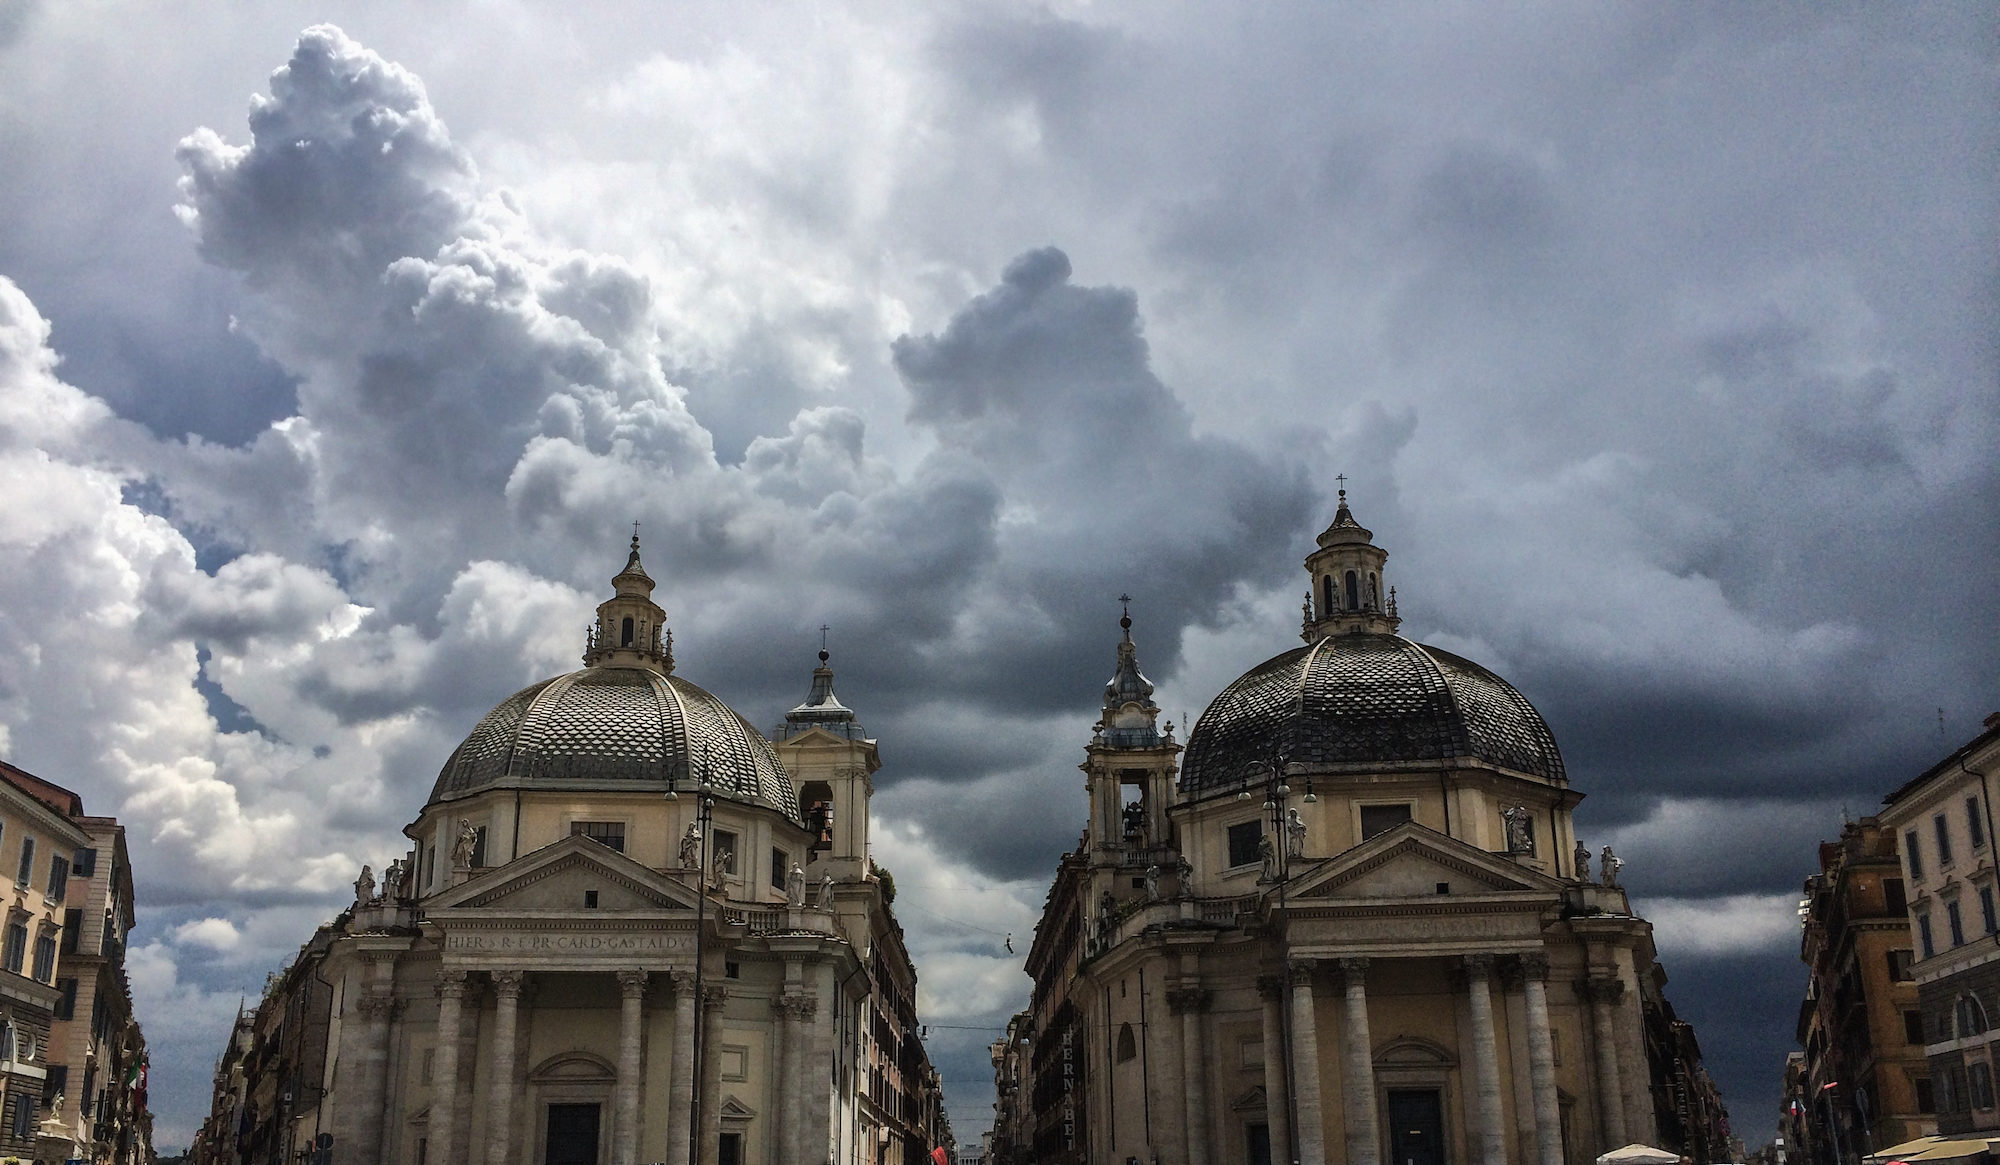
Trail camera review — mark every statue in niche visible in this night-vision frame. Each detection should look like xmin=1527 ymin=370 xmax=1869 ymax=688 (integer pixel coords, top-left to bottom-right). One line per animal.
xmin=786 ymin=863 xmax=807 ymax=908
xmin=450 ymin=819 xmax=479 ymax=868
xmin=1175 ymin=854 xmax=1194 ymax=899
xmin=1600 ymin=845 xmax=1624 ymax=888
xmin=815 ymin=872 xmax=835 ymax=911
xmin=1501 ymin=805 xmax=1533 ymax=854
xmin=708 ymin=847 xmax=734 ymax=892
xmin=678 ymin=822 xmax=702 ymax=870
xmin=1285 ymin=808 xmax=1307 ymax=859
xmin=382 ymin=859 xmax=405 ymax=902
xmin=1144 ymin=864 xmax=1160 ymax=901
xmin=353 ymin=865 xmax=375 ymax=906
xmin=1257 ymin=833 xmax=1279 ymax=882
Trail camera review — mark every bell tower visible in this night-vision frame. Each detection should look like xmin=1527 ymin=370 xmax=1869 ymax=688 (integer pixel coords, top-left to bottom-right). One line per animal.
xmin=1301 ymin=486 xmax=1401 ymax=639
xmin=1083 ymin=599 xmax=1181 ymax=868
xmin=774 ymin=643 xmax=878 ymax=883
xmin=583 ymin=528 xmax=674 ymax=672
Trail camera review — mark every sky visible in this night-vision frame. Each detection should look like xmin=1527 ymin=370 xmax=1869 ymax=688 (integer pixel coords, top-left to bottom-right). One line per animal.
xmin=0 ymin=1 xmax=1994 ymax=1149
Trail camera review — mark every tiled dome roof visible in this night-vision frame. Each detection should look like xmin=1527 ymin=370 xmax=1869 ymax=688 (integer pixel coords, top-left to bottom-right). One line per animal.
xmin=1178 ymin=633 xmax=1565 ymax=795
xmin=429 ymin=666 xmax=801 ymax=824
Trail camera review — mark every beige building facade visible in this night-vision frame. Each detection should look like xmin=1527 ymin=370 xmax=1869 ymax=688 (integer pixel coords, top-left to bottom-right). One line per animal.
xmin=1009 ymin=495 xmax=1726 ymax=1165
xmin=197 ymin=537 xmax=950 ymax=1165
xmin=1879 ymin=713 xmax=2000 ymax=1139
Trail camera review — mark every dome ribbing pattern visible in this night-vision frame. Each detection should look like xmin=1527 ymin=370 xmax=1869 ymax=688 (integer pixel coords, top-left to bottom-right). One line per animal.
xmin=1178 ymin=632 xmax=1565 ymax=795
xmin=429 ymin=666 xmax=801 ymax=823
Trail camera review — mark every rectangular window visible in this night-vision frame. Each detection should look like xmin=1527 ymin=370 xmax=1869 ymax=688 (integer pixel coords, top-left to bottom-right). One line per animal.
xmin=1888 ymin=949 xmax=1914 ymax=981
xmin=1974 ymin=1063 xmax=1995 ymax=1110
xmin=1887 ymin=878 xmax=1909 ymax=914
xmin=70 ymin=848 xmax=95 ymax=878
xmin=60 ymin=909 xmax=80 ymax=954
xmin=54 ymin=978 xmax=76 ymax=1022
xmin=8 ymin=1093 xmax=33 ymax=1139
xmin=1973 ymin=798 xmax=1989 ymax=849
xmin=569 ymin=821 xmax=626 ymax=853
xmin=1908 ymin=831 xmax=1925 ymax=878
xmin=1360 ymin=803 xmax=1414 ymax=840
xmin=1984 ymin=888 xmax=1998 ymax=936
xmin=46 ymin=854 xmax=67 ymax=900
xmin=1907 ymin=1009 xmax=1927 ymax=1044
xmin=711 ymin=829 xmax=738 ymax=877
xmin=1921 ymin=914 xmax=1937 ymax=959
xmin=1 ymin=921 xmax=24 ymax=974
xmin=42 ymin=1065 xmax=65 ymax=1105
xmin=1226 ymin=821 xmax=1263 ymax=868
xmin=14 ymin=838 xmax=33 ymax=887
xmin=771 ymin=847 xmax=788 ymax=890
xmin=1950 ymin=901 xmax=1967 ymax=947
xmin=1917 ymin=1076 xmax=1936 ymax=1114
xmin=31 ymin=934 xmax=54 ymax=982
xmin=469 ymin=826 xmax=487 ymax=868
xmin=1939 ymin=814 xmax=1956 ymax=865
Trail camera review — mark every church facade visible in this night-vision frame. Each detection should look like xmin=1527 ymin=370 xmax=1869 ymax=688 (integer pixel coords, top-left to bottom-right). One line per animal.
xmin=192 ymin=538 xmax=951 ymax=1165
xmin=996 ymin=495 xmax=1728 ymax=1165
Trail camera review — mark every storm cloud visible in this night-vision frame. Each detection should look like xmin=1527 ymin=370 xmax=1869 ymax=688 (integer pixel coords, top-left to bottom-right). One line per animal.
xmin=0 ymin=4 xmax=1992 ymax=1146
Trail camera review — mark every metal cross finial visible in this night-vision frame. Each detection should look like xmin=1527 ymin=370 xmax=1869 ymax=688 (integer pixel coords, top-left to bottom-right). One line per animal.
xmin=1335 ymin=472 xmax=1348 ymax=497
xmin=630 ymin=519 xmax=641 ymax=548
xmin=820 ymin=624 xmax=830 ymax=651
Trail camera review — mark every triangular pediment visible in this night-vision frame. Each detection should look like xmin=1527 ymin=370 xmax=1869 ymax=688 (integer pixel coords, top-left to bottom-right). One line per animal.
xmin=426 ymin=834 xmax=705 ymax=913
xmin=1290 ymin=821 xmax=1567 ymax=902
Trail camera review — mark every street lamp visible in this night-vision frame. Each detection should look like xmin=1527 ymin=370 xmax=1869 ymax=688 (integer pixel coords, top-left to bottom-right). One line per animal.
xmin=665 ymin=761 xmax=718 ymax=1165
xmin=1242 ymin=751 xmax=1315 ymax=1165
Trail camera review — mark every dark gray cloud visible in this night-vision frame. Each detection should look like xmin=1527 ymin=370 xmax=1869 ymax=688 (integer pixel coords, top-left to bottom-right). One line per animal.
xmin=0 ymin=5 xmax=1993 ymax=1146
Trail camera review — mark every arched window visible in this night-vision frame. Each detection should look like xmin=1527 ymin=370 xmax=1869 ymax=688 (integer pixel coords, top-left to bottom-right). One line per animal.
xmin=1345 ymin=571 xmax=1360 ymax=610
xmin=620 ymin=616 xmax=634 ymax=646
xmin=1958 ymin=993 xmax=1990 ymax=1038
xmin=1321 ymin=575 xmax=1335 ymax=614
xmin=1115 ymin=1022 xmax=1137 ymax=1062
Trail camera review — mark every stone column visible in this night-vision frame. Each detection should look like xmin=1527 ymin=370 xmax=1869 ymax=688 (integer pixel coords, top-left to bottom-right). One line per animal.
xmin=1257 ymin=974 xmax=1293 ymax=1165
xmin=431 ymin=970 xmax=467 ymax=1165
xmin=1517 ymin=956 xmax=1564 ymax=1165
xmin=1463 ymin=956 xmax=1508 ymax=1165
xmin=791 ymin=995 xmax=821 ymax=1163
xmin=1336 ymin=957 xmax=1381 ymax=1165
xmin=1581 ymin=977 xmax=1627 ymax=1150
xmin=699 ymin=985 xmax=729 ymax=1165
xmin=666 ymin=969 xmax=697 ymax=1165
xmin=345 ymin=984 xmax=396 ymax=1165
xmin=1288 ymin=960 xmax=1327 ymax=1165
xmin=1615 ymin=965 xmax=1656 ymax=1148
xmin=615 ymin=969 xmax=648 ymax=1165
xmin=485 ymin=970 xmax=523 ymax=1165
xmin=772 ymin=995 xmax=798 ymax=1165
xmin=1168 ymin=985 xmax=1214 ymax=1165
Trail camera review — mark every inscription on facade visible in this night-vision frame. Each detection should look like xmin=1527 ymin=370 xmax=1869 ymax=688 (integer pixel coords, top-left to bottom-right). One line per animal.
xmin=444 ymin=932 xmax=689 ymax=953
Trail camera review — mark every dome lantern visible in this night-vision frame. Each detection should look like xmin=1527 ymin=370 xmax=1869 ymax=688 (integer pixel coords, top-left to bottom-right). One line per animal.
xmin=1301 ymin=484 xmax=1400 ymax=640
xmin=583 ymin=526 xmax=674 ymax=672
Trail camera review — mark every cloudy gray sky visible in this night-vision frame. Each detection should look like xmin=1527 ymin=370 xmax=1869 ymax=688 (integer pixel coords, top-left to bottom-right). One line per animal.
xmin=0 ymin=1 xmax=1993 ymax=1147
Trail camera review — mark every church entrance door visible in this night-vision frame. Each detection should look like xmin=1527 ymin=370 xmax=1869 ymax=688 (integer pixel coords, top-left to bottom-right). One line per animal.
xmin=545 ymin=1103 xmax=601 ymax=1165
xmin=1387 ymin=1089 xmax=1446 ymax=1165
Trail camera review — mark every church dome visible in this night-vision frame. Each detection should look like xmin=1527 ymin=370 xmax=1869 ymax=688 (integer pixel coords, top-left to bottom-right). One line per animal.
xmin=428 ymin=666 xmax=802 ymax=824
xmin=1178 ymin=632 xmax=1566 ymax=796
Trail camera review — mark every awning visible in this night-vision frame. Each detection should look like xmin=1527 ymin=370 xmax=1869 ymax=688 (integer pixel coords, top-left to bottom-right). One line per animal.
xmin=1867 ymin=1136 xmax=1947 ymax=1165
xmin=1596 ymin=1145 xmax=1683 ymax=1165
